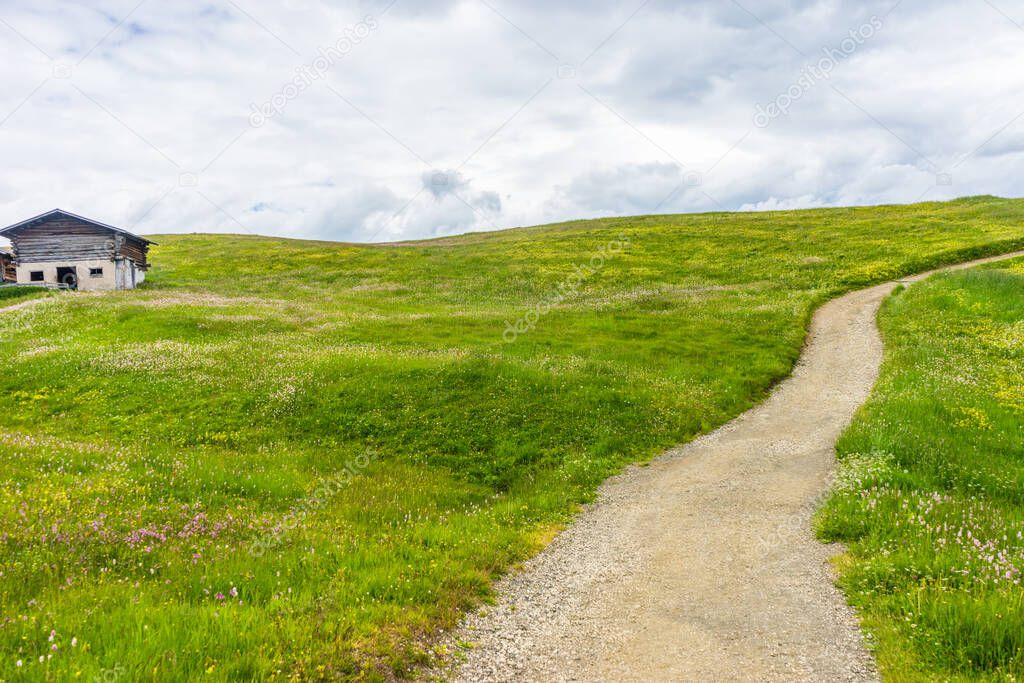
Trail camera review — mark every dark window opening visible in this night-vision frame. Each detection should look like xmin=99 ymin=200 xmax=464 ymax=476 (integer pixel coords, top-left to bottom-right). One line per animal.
xmin=30 ymin=271 xmax=44 ymax=282
xmin=89 ymin=267 xmax=103 ymax=277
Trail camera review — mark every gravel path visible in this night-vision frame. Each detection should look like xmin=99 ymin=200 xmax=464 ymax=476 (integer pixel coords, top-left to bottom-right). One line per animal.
xmin=0 ymin=296 xmax=49 ymax=314
xmin=445 ymin=251 xmax=1024 ymax=683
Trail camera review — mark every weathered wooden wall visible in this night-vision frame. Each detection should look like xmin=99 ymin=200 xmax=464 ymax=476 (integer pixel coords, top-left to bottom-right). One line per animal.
xmin=1 ymin=253 xmax=14 ymax=282
xmin=118 ymin=238 xmax=148 ymax=266
xmin=8 ymin=216 xmax=149 ymax=267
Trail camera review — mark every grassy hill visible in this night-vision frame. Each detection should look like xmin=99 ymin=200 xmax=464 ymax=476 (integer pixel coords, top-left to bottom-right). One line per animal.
xmin=2 ymin=196 xmax=1024 ymax=680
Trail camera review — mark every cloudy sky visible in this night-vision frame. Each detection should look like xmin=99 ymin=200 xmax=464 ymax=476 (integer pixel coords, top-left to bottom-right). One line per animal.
xmin=1 ymin=0 xmax=1023 ymax=242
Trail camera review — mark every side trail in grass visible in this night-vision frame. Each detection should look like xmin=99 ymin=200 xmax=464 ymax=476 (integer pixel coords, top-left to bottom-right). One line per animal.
xmin=448 ymin=250 xmax=1024 ymax=682
xmin=0 ymin=291 xmax=50 ymax=313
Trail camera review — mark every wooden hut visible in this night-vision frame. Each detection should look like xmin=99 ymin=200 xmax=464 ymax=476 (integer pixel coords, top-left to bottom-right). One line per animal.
xmin=0 ymin=209 xmax=153 ymax=290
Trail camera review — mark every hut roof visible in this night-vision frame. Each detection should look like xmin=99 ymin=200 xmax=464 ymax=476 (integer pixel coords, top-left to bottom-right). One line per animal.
xmin=0 ymin=209 xmax=156 ymax=245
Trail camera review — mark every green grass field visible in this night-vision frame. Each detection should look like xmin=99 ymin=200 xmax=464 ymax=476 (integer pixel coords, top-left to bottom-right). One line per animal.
xmin=0 ymin=286 xmax=50 ymax=305
xmin=817 ymin=258 xmax=1024 ymax=681
xmin=2 ymin=196 xmax=1024 ymax=680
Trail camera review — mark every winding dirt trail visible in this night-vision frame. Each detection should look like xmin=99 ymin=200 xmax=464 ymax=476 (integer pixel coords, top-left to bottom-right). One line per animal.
xmin=449 ymin=251 xmax=1024 ymax=683
xmin=0 ymin=296 xmax=49 ymax=314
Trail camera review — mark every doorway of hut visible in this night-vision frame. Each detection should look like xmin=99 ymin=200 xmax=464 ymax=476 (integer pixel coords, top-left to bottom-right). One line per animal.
xmin=57 ymin=266 xmax=78 ymax=290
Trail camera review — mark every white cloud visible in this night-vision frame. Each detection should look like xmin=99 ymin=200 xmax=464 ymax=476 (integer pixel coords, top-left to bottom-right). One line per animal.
xmin=0 ymin=0 xmax=1022 ymax=241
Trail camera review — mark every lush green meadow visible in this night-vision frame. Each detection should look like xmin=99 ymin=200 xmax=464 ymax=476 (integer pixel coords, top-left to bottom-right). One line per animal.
xmin=0 ymin=287 xmax=48 ymax=305
xmin=818 ymin=259 xmax=1024 ymax=681
xmin=1 ymin=196 xmax=1024 ymax=680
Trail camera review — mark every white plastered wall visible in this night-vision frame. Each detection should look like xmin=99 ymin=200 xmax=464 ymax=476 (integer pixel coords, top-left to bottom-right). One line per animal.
xmin=15 ymin=260 xmax=120 ymax=291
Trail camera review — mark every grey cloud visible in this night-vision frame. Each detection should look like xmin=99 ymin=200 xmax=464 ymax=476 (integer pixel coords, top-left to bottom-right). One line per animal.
xmin=422 ymin=169 xmax=465 ymax=200
xmin=421 ymin=169 xmax=502 ymax=214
